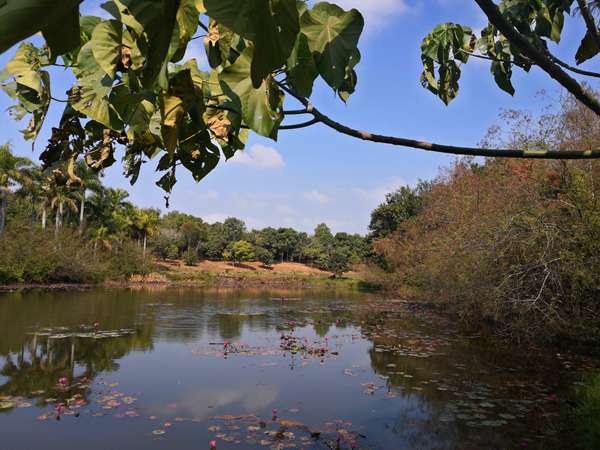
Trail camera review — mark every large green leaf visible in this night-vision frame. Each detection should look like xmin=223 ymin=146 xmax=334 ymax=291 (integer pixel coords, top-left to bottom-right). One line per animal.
xmin=0 ymin=0 xmax=81 ymax=55
xmin=118 ymin=0 xmax=182 ymax=88
xmin=91 ymin=20 xmax=124 ymax=79
xmin=178 ymin=121 xmax=220 ymax=182
xmin=286 ymin=30 xmax=318 ymax=98
xmin=69 ymin=74 xmax=124 ymax=129
xmin=300 ymin=2 xmax=363 ymax=90
xmin=205 ymin=0 xmax=300 ymax=88
xmin=420 ymin=23 xmax=474 ymax=104
xmin=2 ymin=43 xmax=51 ymax=140
xmin=42 ymin=5 xmax=81 ymax=57
xmin=219 ymin=47 xmax=284 ymax=139
xmin=575 ymin=29 xmax=600 ymax=65
xmin=250 ymin=0 xmax=299 ymax=88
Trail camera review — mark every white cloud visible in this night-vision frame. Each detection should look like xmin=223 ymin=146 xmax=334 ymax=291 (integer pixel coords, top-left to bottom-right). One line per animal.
xmin=230 ymin=144 xmax=285 ymax=170
xmin=303 ymin=190 xmax=331 ymax=204
xmin=353 ymin=177 xmax=408 ymax=207
xmin=334 ymin=0 xmax=410 ymax=29
xmin=203 ymin=213 xmax=229 ymax=224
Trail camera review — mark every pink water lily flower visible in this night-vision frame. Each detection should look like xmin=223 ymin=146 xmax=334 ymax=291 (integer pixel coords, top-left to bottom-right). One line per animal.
xmin=58 ymin=377 xmax=68 ymax=386
xmin=209 ymin=439 xmax=217 ymax=449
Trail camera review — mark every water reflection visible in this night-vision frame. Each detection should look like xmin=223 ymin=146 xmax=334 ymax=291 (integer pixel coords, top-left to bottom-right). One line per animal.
xmin=0 ymin=288 xmax=595 ymax=449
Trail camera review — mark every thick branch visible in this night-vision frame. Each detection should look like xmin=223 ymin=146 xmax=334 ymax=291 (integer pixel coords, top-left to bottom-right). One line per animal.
xmin=577 ymin=0 xmax=600 ymax=50
xmin=474 ymin=0 xmax=600 ymax=116
xmin=278 ymin=82 xmax=600 ymax=160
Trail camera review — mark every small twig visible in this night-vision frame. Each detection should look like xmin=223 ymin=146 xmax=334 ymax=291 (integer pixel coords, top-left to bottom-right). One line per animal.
xmin=279 ymin=118 xmax=320 ymax=130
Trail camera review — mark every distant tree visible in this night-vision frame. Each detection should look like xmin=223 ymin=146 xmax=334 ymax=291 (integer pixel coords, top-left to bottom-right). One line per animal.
xmin=255 ymin=247 xmax=274 ymax=268
xmin=165 ymin=244 xmax=179 ymax=260
xmin=47 ymin=182 xmax=78 ymax=238
xmin=369 ymin=183 xmax=430 ymax=240
xmin=314 ymin=223 xmax=334 ymax=251
xmin=325 ymin=247 xmax=352 ymax=278
xmin=224 ymin=240 xmax=254 ymax=266
xmin=133 ymin=208 xmax=160 ymax=256
xmin=0 ymin=144 xmax=33 ymax=234
xmin=180 ymin=219 xmax=207 ymax=253
xmin=223 ymin=217 xmax=246 ymax=243
xmin=334 ymin=232 xmax=368 ymax=264
xmin=74 ymin=160 xmax=102 ymax=233
xmin=183 ymin=248 xmax=198 ymax=266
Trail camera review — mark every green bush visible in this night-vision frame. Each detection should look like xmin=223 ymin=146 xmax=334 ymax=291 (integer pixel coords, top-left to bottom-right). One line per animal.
xmin=576 ymin=372 xmax=600 ymax=449
xmin=0 ymin=225 xmax=148 ymax=284
xmin=183 ymin=248 xmax=198 ymax=266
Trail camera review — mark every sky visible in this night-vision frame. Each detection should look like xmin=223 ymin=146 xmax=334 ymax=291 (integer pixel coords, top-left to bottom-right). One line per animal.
xmin=1 ymin=0 xmax=599 ymax=234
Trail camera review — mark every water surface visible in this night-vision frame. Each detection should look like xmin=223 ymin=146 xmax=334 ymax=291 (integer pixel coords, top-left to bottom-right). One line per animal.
xmin=0 ymin=288 xmax=596 ymax=449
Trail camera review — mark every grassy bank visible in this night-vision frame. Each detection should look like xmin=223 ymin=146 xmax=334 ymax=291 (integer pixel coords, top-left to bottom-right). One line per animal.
xmin=129 ymin=260 xmax=369 ymax=290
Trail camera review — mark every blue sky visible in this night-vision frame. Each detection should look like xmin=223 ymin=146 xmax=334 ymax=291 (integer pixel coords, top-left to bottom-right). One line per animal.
xmin=1 ymin=1 xmax=598 ymax=234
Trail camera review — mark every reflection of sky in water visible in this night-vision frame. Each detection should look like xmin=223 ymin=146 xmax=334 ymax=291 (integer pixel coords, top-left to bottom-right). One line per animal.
xmin=0 ymin=288 xmax=590 ymax=450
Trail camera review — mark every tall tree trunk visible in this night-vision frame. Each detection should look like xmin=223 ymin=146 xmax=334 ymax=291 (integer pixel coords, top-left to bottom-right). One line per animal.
xmin=41 ymin=206 xmax=47 ymax=229
xmin=143 ymin=233 xmax=147 ymax=257
xmin=55 ymin=202 xmax=63 ymax=239
xmin=0 ymin=191 xmax=7 ymax=235
xmin=79 ymin=192 xmax=86 ymax=234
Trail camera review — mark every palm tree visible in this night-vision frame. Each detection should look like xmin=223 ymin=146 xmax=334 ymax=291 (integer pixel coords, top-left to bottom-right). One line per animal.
xmin=74 ymin=160 xmax=102 ymax=233
xmin=133 ymin=209 xmax=160 ymax=256
xmin=47 ymin=182 xmax=78 ymax=238
xmin=87 ymin=188 xmax=129 ymax=231
xmin=91 ymin=225 xmax=112 ymax=256
xmin=0 ymin=144 xmax=33 ymax=234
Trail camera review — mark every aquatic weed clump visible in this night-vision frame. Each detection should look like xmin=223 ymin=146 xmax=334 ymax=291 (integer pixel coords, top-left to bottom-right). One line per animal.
xmin=575 ymin=372 xmax=600 ymax=449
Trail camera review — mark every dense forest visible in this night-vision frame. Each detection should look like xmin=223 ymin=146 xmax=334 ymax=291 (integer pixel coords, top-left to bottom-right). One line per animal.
xmin=0 ymin=148 xmax=368 ymax=284
xmin=368 ymin=91 xmax=600 ymax=342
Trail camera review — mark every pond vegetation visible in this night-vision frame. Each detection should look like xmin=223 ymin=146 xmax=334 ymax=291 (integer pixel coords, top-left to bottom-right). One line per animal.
xmin=1 ymin=288 xmax=599 ymax=449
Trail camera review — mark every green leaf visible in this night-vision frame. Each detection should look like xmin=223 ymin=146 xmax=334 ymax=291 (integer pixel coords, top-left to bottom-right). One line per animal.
xmin=575 ymin=30 xmax=600 ymax=65
xmin=300 ymin=2 xmax=364 ymax=90
xmin=156 ymin=169 xmax=177 ymax=193
xmin=118 ymin=0 xmax=182 ymax=88
xmin=178 ymin=122 xmax=220 ymax=182
xmin=287 ymin=33 xmax=318 ymax=98
xmin=42 ymin=5 xmax=81 ymax=57
xmin=219 ymin=47 xmax=284 ymax=139
xmin=70 ymin=74 xmax=124 ymax=129
xmin=0 ymin=0 xmax=81 ymax=55
xmin=491 ymin=60 xmax=515 ymax=96
xmin=170 ymin=0 xmax=201 ymax=62
xmin=91 ymin=20 xmax=123 ymax=79
xmin=160 ymin=69 xmax=196 ymax=155
xmin=420 ymin=23 xmax=474 ymax=104
xmin=250 ymin=0 xmax=300 ymax=88
xmin=205 ymin=0 xmax=300 ymax=88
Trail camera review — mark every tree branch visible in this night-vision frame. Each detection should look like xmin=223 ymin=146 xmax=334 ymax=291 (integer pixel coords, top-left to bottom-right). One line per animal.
xmin=279 ymin=118 xmax=320 ymax=130
xmin=548 ymin=53 xmax=600 ymax=78
xmin=278 ymin=82 xmax=600 ymax=160
xmin=577 ymin=0 xmax=600 ymax=50
xmin=474 ymin=0 xmax=600 ymax=116
xmin=460 ymin=48 xmax=600 ymax=78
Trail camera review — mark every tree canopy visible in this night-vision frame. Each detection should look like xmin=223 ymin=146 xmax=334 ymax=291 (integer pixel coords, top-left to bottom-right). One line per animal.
xmin=1 ymin=0 xmax=600 ymax=199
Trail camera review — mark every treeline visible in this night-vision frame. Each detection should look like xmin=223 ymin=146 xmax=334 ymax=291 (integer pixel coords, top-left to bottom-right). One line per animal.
xmin=0 ymin=145 xmax=367 ymax=282
xmin=368 ymin=92 xmax=600 ymax=342
xmin=152 ymin=213 xmax=368 ymax=276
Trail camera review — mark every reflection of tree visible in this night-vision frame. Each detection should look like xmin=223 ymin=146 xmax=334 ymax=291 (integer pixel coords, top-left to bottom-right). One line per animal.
xmin=0 ymin=326 xmax=153 ymax=405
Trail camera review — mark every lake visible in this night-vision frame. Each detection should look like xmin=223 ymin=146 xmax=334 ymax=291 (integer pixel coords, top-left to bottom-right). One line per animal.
xmin=0 ymin=288 xmax=596 ymax=449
